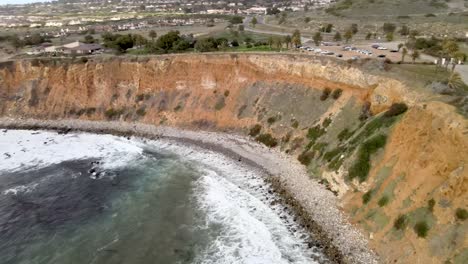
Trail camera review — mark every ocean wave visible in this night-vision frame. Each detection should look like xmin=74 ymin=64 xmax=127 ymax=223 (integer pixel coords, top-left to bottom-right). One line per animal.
xmin=0 ymin=130 xmax=143 ymax=172
xmin=150 ymin=139 xmax=323 ymax=264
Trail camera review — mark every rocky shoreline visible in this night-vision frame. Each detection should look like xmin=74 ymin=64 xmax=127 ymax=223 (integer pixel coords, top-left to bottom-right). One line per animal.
xmin=0 ymin=118 xmax=378 ymax=264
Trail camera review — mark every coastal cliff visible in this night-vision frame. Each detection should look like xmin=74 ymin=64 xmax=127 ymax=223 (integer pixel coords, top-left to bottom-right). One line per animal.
xmin=0 ymin=54 xmax=466 ymax=263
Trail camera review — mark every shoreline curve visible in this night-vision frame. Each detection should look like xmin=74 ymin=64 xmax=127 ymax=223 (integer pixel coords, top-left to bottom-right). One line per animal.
xmin=0 ymin=117 xmax=378 ymax=264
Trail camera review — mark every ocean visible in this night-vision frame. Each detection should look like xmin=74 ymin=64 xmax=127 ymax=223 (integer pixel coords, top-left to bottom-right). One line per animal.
xmin=0 ymin=129 xmax=328 ymax=264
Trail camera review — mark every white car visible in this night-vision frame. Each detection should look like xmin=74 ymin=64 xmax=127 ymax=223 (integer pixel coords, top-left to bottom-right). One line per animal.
xmin=377 ymin=47 xmax=388 ymax=50
xmin=314 ymin=49 xmax=322 ymax=53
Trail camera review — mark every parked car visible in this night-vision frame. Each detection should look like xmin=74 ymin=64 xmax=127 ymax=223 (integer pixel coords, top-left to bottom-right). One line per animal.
xmin=336 ymin=54 xmax=343 ymax=58
xmin=371 ymin=44 xmax=380 ymax=49
xmin=377 ymin=54 xmax=386 ymax=58
xmin=377 ymin=46 xmax=388 ymax=50
xmin=390 ymin=49 xmax=398 ymax=53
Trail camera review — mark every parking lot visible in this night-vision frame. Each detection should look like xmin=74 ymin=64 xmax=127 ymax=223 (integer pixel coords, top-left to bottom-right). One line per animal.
xmin=299 ymin=42 xmax=417 ymax=63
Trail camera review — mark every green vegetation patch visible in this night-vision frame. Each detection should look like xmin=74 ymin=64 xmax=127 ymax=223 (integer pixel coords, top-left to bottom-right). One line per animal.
xmin=455 ymin=208 xmax=467 ymax=221
xmin=394 ymin=214 xmax=408 ymax=230
xmin=104 ymin=108 xmax=125 ymax=120
xmin=136 ymin=106 xmax=146 ymax=116
xmin=307 ymin=125 xmax=326 ymax=144
xmin=362 ymin=190 xmax=373 ymax=204
xmin=248 ymin=124 xmax=262 ymax=137
xmin=332 ymin=88 xmax=343 ymax=100
xmin=337 ymin=128 xmax=354 ymax=142
xmin=320 ymin=87 xmax=332 ymax=101
xmin=348 ymin=134 xmax=387 ymax=182
xmin=214 ymin=97 xmax=226 ymax=110
xmin=378 ymin=195 xmax=390 ymax=207
xmin=298 ymin=150 xmax=315 ymax=166
xmin=255 ymin=133 xmax=278 ymax=148
xmin=414 ymin=221 xmax=430 ymax=238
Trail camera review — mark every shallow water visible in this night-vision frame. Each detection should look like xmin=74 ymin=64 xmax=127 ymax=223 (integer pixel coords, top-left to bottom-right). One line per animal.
xmin=0 ymin=130 xmax=328 ymax=264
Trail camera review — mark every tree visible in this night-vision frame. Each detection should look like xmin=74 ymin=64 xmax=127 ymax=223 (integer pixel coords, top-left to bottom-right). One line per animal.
xmin=386 ymin=32 xmax=394 ymax=42
xmin=397 ymin=43 xmax=404 ymax=52
xmin=273 ymin=37 xmax=283 ymax=49
xmin=451 ymin=52 xmax=466 ymax=72
xmin=313 ymin=32 xmax=322 ymax=46
xmin=149 ymin=30 xmax=157 ymax=42
xmin=229 ymin=16 xmax=244 ymax=24
xmin=284 ymin=35 xmax=292 ymax=49
xmin=238 ymin=25 xmax=244 ymax=31
xmin=83 ymin=35 xmax=96 ymax=44
xmin=447 ymin=72 xmax=465 ymax=91
xmin=9 ymin=34 xmax=24 ymax=51
xmin=411 ymin=50 xmax=420 ymax=63
xmin=442 ymin=40 xmax=460 ymax=69
xmin=139 ymin=4 xmax=145 ymax=11
xmin=114 ymin=34 xmax=134 ymax=52
xmin=399 ymin=25 xmax=410 ymax=36
xmin=279 ymin=16 xmax=286 ymax=24
xmin=442 ymin=40 xmax=459 ymax=57
xmin=350 ymin=23 xmax=358 ymax=34
xmin=401 ymin=47 xmax=408 ymax=63
xmin=304 ymin=17 xmax=311 ymax=23
xmin=154 ymin=30 xmax=182 ymax=52
xmin=133 ymin=34 xmax=147 ymax=48
xmin=251 ymin=17 xmax=257 ymax=27
xmin=333 ymin=32 xmax=342 ymax=42
xmin=268 ymin=36 xmax=274 ymax=49
xmin=266 ymin=7 xmax=280 ymax=15
xmin=344 ymin=30 xmax=353 ymax=43
xmin=195 ymin=37 xmax=218 ymax=52
xmin=365 ymin=32 xmax=372 ymax=40
xmin=291 ymin=29 xmax=301 ymax=47
xmin=323 ymin=24 xmax=333 ymax=33
xmin=383 ymin=23 xmax=396 ymax=34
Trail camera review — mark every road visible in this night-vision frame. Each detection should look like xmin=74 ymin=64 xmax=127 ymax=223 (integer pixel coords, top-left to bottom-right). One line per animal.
xmin=243 ymin=16 xmax=312 ymax=43
xmin=243 ymin=16 xmax=468 ymax=84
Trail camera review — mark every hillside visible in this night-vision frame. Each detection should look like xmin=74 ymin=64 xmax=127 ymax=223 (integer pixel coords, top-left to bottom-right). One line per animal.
xmin=326 ymin=0 xmax=466 ymax=16
xmin=0 ymin=54 xmax=467 ymax=263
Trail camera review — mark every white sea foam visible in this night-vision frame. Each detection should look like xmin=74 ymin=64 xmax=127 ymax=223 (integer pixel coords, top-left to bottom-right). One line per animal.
xmin=146 ymin=139 xmax=323 ymax=264
xmin=0 ymin=130 xmax=143 ymax=172
xmin=1 ymin=130 xmax=325 ymax=263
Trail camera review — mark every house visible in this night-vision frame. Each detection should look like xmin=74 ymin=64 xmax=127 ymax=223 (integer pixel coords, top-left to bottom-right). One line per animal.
xmin=62 ymin=41 xmax=102 ymax=55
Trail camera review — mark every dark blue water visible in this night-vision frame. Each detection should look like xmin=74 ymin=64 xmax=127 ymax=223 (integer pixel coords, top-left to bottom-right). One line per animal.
xmin=0 ymin=130 xmax=327 ymax=264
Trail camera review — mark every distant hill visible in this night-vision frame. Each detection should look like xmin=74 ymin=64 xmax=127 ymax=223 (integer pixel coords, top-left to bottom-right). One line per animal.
xmin=326 ymin=0 xmax=467 ymax=17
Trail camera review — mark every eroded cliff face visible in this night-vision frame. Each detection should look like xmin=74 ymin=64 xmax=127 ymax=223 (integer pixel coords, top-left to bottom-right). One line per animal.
xmin=0 ymin=54 xmax=466 ymax=264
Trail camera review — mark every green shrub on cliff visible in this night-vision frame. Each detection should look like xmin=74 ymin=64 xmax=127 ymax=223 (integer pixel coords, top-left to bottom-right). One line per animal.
xmin=255 ymin=133 xmax=278 ymax=148
xmin=332 ymin=89 xmax=343 ymax=99
xmin=267 ymin=116 xmax=278 ymax=124
xmin=291 ymin=119 xmax=299 ymax=129
xmin=320 ymin=87 xmax=332 ymax=101
xmin=455 ymin=208 xmax=467 ymax=221
xmin=307 ymin=125 xmax=325 ymax=144
xmin=362 ymin=190 xmax=373 ymax=204
xmin=428 ymin=199 xmax=436 ymax=212
xmin=104 ymin=108 xmax=125 ymax=119
xmin=384 ymin=103 xmax=408 ymax=117
xmin=378 ymin=196 xmax=389 ymax=207
xmin=394 ymin=214 xmax=408 ymax=230
xmin=298 ymin=150 xmax=315 ymax=166
xmin=136 ymin=107 xmax=146 ymax=116
xmin=337 ymin=128 xmax=353 ymax=141
xmin=349 ymin=134 xmax=387 ymax=182
xmin=414 ymin=221 xmax=429 ymax=238
xmin=249 ymin=124 xmax=262 ymax=137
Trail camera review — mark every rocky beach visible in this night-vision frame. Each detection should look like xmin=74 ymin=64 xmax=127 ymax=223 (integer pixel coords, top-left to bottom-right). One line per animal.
xmin=0 ymin=117 xmax=378 ymax=264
